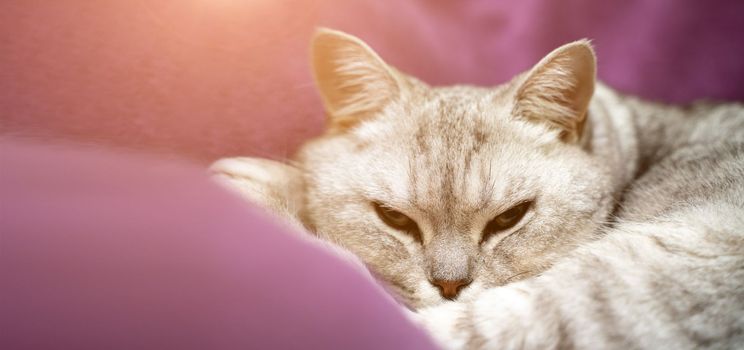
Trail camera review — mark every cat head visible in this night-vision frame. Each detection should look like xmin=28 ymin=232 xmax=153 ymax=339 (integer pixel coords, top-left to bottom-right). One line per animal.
xmin=297 ymin=29 xmax=613 ymax=308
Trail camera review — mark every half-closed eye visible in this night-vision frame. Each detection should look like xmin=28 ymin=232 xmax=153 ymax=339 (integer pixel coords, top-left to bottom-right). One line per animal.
xmin=481 ymin=201 xmax=532 ymax=243
xmin=373 ymin=202 xmax=422 ymax=243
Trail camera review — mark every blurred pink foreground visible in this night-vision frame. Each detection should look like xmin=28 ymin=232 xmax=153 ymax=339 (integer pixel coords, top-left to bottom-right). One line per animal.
xmin=0 ymin=140 xmax=435 ymax=349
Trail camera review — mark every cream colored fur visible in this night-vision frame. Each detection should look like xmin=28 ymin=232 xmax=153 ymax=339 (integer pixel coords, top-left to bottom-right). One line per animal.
xmin=211 ymin=29 xmax=744 ymax=348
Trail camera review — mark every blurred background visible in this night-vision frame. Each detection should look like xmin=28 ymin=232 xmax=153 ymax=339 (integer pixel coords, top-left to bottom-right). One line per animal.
xmin=2 ymin=2 xmax=744 ymax=348
xmin=2 ymin=0 xmax=744 ymax=162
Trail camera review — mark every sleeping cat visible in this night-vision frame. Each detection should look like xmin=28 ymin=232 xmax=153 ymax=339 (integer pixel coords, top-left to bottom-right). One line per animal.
xmin=212 ymin=29 xmax=744 ymax=348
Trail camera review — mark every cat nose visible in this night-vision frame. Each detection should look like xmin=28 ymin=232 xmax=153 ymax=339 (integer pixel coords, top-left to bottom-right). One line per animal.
xmin=430 ymin=279 xmax=470 ymax=300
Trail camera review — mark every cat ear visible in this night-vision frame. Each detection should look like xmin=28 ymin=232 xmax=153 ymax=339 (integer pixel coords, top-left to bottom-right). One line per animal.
xmin=513 ymin=39 xmax=596 ymax=143
xmin=311 ymin=28 xmax=402 ymax=129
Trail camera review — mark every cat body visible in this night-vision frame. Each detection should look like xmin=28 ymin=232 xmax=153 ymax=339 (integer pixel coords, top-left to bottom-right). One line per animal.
xmin=418 ymin=92 xmax=744 ymax=349
xmin=211 ymin=29 xmax=744 ymax=348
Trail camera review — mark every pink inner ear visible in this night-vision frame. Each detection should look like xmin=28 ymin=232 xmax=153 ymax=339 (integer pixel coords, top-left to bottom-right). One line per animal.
xmin=513 ymin=42 xmax=596 ymax=142
xmin=311 ymin=31 xmax=400 ymax=126
xmin=559 ymin=43 xmax=597 ymax=115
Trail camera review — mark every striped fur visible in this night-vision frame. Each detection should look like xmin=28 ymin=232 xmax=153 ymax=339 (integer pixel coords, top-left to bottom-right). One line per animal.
xmin=211 ymin=29 xmax=744 ymax=348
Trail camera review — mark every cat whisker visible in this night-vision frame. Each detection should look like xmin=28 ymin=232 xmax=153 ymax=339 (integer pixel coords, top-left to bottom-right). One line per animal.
xmin=505 ymin=270 xmax=532 ymax=283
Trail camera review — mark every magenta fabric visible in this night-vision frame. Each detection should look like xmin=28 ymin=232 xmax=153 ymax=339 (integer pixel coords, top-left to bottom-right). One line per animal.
xmin=2 ymin=1 xmax=743 ymax=162
xmin=0 ymin=139 xmax=436 ymax=349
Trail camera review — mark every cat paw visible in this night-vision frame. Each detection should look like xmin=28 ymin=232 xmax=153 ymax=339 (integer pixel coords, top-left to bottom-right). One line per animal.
xmin=209 ymin=157 xmax=305 ymax=225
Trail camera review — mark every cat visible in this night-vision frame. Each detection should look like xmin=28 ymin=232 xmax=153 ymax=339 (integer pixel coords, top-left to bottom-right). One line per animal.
xmin=211 ymin=29 xmax=744 ymax=348
xmin=211 ymin=29 xmax=619 ymax=307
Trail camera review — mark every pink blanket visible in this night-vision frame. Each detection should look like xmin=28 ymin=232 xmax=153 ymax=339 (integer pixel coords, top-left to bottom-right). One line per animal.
xmin=0 ymin=140 xmax=436 ymax=349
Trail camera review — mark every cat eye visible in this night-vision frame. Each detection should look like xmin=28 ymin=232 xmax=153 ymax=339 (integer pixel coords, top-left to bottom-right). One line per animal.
xmin=482 ymin=201 xmax=532 ymax=242
xmin=373 ymin=202 xmax=422 ymax=242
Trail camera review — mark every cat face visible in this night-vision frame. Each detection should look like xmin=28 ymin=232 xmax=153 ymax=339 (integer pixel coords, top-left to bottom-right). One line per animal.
xmin=298 ymin=29 xmax=614 ymax=309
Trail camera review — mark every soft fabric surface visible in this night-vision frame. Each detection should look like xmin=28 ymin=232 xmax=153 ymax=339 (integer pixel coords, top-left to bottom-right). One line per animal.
xmin=2 ymin=1 xmax=743 ymax=348
xmin=2 ymin=0 xmax=743 ymax=161
xmin=0 ymin=139 xmax=436 ymax=349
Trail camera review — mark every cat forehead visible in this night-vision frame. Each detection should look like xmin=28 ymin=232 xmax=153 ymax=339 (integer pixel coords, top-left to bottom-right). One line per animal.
xmin=353 ymin=92 xmax=566 ymax=207
xmin=351 ymin=84 xmax=543 ymax=154
xmin=407 ymin=84 xmax=515 ymax=123
xmin=347 ymin=102 xmax=543 ymax=212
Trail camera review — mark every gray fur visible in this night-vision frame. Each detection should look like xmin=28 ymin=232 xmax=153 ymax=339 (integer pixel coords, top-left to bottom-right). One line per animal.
xmin=211 ymin=29 xmax=744 ymax=348
xmin=418 ymin=62 xmax=744 ymax=350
